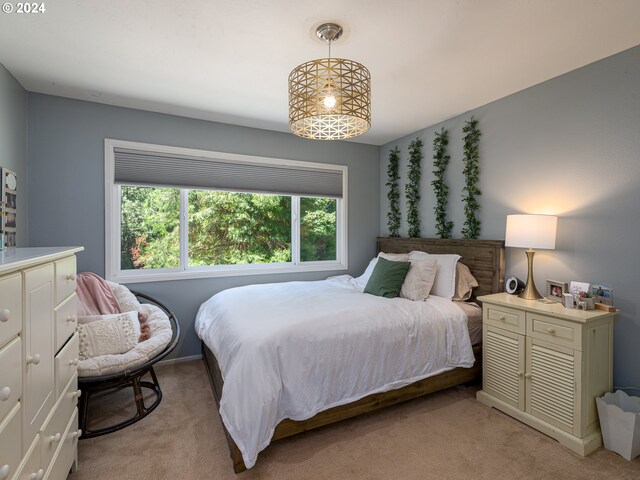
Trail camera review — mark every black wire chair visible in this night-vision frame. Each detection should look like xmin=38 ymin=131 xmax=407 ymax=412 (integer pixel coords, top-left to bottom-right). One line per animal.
xmin=78 ymin=291 xmax=180 ymax=439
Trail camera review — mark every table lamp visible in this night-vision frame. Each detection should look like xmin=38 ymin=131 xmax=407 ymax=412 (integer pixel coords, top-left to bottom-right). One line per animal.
xmin=505 ymin=214 xmax=557 ymax=300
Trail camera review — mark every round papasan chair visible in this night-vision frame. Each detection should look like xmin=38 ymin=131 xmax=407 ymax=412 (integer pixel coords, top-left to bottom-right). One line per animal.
xmin=77 ymin=282 xmax=180 ymax=439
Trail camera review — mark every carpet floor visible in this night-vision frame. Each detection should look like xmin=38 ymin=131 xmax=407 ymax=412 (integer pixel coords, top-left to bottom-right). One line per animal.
xmin=68 ymin=360 xmax=640 ymax=480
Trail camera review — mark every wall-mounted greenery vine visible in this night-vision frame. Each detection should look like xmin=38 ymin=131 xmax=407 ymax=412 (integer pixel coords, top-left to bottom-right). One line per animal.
xmin=406 ymin=138 xmax=423 ymax=238
xmin=461 ymin=117 xmax=481 ymax=239
xmin=386 ymin=147 xmax=401 ymax=237
xmin=431 ymin=127 xmax=453 ymax=239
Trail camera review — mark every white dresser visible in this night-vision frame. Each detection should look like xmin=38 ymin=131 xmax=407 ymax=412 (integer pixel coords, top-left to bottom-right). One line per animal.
xmin=0 ymin=247 xmax=83 ymax=480
xmin=476 ymin=292 xmax=617 ymax=456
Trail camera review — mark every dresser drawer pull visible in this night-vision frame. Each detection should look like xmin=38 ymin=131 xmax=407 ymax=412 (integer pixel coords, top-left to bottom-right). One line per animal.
xmin=68 ymin=358 xmax=79 ymax=367
xmin=26 ymin=354 xmax=41 ymax=365
xmin=48 ymin=433 xmax=61 ymax=444
xmin=517 ymin=371 xmax=524 ymax=378
xmin=0 ymin=464 xmax=9 ymax=480
xmin=546 ymin=328 xmax=556 ymax=335
xmin=28 ymin=469 xmax=44 ymax=480
xmin=70 ymin=429 xmax=82 ymax=439
xmin=72 ymin=389 xmax=82 ymax=399
xmin=67 ymin=314 xmax=77 ymax=323
xmin=0 ymin=309 xmax=9 ymax=323
xmin=498 ymin=315 xmax=506 ymax=321
xmin=524 ymin=373 xmax=532 ymax=379
xmin=0 ymin=387 xmax=10 ymax=401
xmin=66 ymin=273 xmax=76 ymax=281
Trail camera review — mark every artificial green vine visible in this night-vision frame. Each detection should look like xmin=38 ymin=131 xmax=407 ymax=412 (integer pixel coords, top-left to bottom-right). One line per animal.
xmin=406 ymin=138 xmax=423 ymax=238
xmin=431 ymin=127 xmax=453 ymax=238
xmin=386 ymin=146 xmax=401 ymax=237
xmin=461 ymin=117 xmax=481 ymax=239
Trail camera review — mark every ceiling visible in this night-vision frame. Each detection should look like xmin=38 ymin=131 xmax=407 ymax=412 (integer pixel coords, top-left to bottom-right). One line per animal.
xmin=1 ymin=1 xmax=640 ymax=146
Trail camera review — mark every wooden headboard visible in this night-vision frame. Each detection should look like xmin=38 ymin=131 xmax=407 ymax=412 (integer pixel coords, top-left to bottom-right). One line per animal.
xmin=376 ymin=237 xmax=505 ymax=298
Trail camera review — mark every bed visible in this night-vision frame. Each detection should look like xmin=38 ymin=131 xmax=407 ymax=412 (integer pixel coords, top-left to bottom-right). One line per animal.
xmin=198 ymin=237 xmax=505 ymax=473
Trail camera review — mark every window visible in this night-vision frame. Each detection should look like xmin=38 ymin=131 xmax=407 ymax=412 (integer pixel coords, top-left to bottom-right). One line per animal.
xmin=106 ymin=140 xmax=347 ymax=282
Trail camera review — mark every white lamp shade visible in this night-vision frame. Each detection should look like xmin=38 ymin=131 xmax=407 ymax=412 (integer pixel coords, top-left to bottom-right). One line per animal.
xmin=505 ymin=214 xmax=557 ymax=250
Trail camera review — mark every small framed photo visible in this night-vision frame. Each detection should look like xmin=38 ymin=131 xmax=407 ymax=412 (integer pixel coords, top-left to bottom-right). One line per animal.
xmin=545 ymin=279 xmax=568 ymax=302
xmin=591 ymin=283 xmax=614 ymax=306
xmin=569 ymin=281 xmax=591 ymax=296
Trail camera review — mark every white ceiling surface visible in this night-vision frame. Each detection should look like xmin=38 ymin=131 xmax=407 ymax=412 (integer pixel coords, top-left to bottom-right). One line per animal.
xmin=1 ymin=1 xmax=640 ymax=146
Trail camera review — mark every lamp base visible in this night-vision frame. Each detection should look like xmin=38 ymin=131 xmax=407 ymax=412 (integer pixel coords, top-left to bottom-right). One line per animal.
xmin=518 ymin=249 xmax=543 ymax=300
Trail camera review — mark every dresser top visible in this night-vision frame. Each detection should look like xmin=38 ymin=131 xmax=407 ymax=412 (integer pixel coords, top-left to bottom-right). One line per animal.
xmin=0 ymin=247 xmax=84 ymax=275
xmin=478 ymin=292 xmax=618 ymax=323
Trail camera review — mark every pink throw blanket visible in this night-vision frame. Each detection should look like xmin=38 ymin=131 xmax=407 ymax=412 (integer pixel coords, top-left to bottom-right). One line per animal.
xmin=77 ymin=272 xmax=121 ymax=316
xmin=76 ymin=272 xmax=150 ymax=341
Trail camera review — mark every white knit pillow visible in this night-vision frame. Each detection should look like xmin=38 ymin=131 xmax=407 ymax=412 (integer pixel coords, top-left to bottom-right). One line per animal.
xmin=78 ymin=311 xmax=141 ymax=360
xmin=400 ymin=257 xmax=439 ymax=301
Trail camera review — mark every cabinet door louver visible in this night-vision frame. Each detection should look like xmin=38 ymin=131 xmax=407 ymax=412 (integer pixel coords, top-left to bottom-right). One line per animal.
xmin=484 ymin=327 xmax=524 ymax=409
xmin=528 ymin=340 xmax=575 ymax=433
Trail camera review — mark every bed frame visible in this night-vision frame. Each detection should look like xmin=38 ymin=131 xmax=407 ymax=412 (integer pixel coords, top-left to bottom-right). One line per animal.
xmin=202 ymin=237 xmax=505 ymax=473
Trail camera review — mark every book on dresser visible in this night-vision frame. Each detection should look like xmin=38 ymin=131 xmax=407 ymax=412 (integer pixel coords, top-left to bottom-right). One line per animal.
xmin=476 ymin=292 xmax=618 ymax=456
xmin=0 ymin=247 xmax=84 ymax=480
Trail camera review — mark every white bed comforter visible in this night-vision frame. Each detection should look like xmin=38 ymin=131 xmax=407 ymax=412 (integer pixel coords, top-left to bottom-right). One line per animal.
xmin=195 ymin=275 xmax=474 ymax=468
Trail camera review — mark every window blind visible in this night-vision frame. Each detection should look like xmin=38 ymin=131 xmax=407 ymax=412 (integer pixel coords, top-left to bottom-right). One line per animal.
xmin=113 ymin=147 xmax=344 ymax=198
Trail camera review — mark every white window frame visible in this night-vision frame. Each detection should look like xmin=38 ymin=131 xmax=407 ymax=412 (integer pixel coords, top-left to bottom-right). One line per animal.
xmin=105 ymin=139 xmax=348 ymax=283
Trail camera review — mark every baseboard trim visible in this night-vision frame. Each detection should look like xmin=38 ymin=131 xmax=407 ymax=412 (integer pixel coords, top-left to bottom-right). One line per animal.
xmin=157 ymin=354 xmax=203 ymax=366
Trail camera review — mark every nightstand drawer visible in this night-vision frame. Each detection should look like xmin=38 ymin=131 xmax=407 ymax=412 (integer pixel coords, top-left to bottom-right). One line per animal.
xmin=527 ymin=313 xmax=581 ymax=350
xmin=485 ymin=304 xmax=525 ymax=334
xmin=55 ymin=256 xmax=77 ymax=305
xmin=0 ymin=273 xmax=22 ymax=349
xmin=0 ymin=337 xmax=22 ymax=423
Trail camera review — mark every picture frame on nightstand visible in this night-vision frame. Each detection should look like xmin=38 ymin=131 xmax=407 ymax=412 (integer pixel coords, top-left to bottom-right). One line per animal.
xmin=545 ymin=279 xmax=568 ymax=302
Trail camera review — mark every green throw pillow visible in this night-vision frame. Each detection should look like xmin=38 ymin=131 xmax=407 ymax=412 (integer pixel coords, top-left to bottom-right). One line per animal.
xmin=363 ymin=257 xmax=411 ymax=298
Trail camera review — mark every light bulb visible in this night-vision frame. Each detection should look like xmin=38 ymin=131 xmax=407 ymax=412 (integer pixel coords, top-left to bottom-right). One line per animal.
xmin=323 ymin=95 xmax=337 ymax=109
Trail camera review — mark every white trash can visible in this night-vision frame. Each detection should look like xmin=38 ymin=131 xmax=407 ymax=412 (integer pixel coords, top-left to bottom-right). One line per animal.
xmin=596 ymin=390 xmax=640 ymax=461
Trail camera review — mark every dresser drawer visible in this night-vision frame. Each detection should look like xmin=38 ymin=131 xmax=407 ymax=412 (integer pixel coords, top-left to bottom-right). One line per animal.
xmin=14 ymin=434 xmax=43 ymax=480
xmin=54 ymin=333 xmax=79 ymax=398
xmin=0 ymin=337 xmax=22 ymax=423
xmin=44 ymin=409 xmax=79 ymax=480
xmin=527 ymin=313 xmax=581 ymax=350
xmin=0 ymin=403 xmax=21 ymax=480
xmin=484 ymin=304 xmax=526 ymax=334
xmin=0 ymin=273 xmax=22 ymax=349
xmin=41 ymin=374 xmax=78 ymax=471
xmin=54 ymin=294 xmax=77 ymax=354
xmin=54 ymin=256 xmax=77 ymax=305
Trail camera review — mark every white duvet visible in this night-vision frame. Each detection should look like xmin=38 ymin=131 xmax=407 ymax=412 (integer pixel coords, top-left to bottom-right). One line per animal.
xmin=195 ymin=275 xmax=474 ymax=468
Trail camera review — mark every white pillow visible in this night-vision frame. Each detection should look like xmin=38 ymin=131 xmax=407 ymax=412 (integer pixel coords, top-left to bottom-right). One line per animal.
xmin=78 ymin=311 xmax=141 ymax=360
xmin=408 ymin=251 xmax=461 ymax=300
xmin=400 ymin=257 xmax=438 ymax=301
xmin=378 ymin=252 xmax=409 ymax=261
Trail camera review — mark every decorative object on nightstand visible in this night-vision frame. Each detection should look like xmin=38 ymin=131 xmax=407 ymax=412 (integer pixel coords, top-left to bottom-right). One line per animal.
xmin=505 ymin=214 xmax=557 ymax=300
xmin=476 ymin=292 xmax=618 ymax=456
xmin=545 ymin=279 xmax=568 ymax=302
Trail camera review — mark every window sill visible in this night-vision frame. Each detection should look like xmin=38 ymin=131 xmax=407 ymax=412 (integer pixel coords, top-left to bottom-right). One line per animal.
xmin=108 ymin=262 xmax=348 ymax=284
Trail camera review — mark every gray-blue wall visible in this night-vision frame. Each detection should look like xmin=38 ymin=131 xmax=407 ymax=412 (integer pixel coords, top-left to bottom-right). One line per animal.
xmin=379 ymin=45 xmax=640 ymax=389
xmin=27 ymin=94 xmax=380 ymax=358
xmin=0 ymin=64 xmax=27 ymax=246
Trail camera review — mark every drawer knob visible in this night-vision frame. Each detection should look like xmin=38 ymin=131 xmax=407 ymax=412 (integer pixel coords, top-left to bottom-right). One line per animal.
xmin=546 ymin=328 xmax=556 ymax=335
xmin=66 ymin=273 xmax=76 ymax=281
xmin=0 ymin=464 xmax=9 ymax=480
xmin=0 ymin=387 xmax=10 ymax=401
xmin=29 ymin=469 xmax=44 ymax=480
xmin=70 ymin=429 xmax=82 ymax=439
xmin=524 ymin=373 xmax=533 ymax=379
xmin=68 ymin=358 xmax=79 ymax=367
xmin=72 ymin=389 xmax=82 ymax=399
xmin=67 ymin=314 xmax=77 ymax=323
xmin=498 ymin=315 xmax=506 ymax=321
xmin=0 ymin=309 xmax=9 ymax=323
xmin=48 ymin=433 xmax=61 ymax=444
xmin=517 ymin=371 xmax=524 ymax=378
xmin=26 ymin=354 xmax=41 ymax=365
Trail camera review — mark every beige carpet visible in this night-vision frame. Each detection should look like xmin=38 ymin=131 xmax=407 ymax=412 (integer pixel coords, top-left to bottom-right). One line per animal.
xmin=69 ymin=360 xmax=640 ymax=480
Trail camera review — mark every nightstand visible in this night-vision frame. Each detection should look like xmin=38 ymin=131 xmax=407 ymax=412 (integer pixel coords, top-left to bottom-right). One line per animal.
xmin=476 ymin=292 xmax=617 ymax=456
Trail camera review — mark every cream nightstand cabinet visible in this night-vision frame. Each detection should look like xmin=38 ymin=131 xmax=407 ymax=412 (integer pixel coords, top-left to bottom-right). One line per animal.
xmin=476 ymin=292 xmax=617 ymax=456
xmin=0 ymin=247 xmax=83 ymax=480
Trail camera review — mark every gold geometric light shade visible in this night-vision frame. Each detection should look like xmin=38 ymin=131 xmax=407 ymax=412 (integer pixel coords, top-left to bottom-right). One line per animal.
xmin=288 ymin=57 xmax=371 ymax=140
